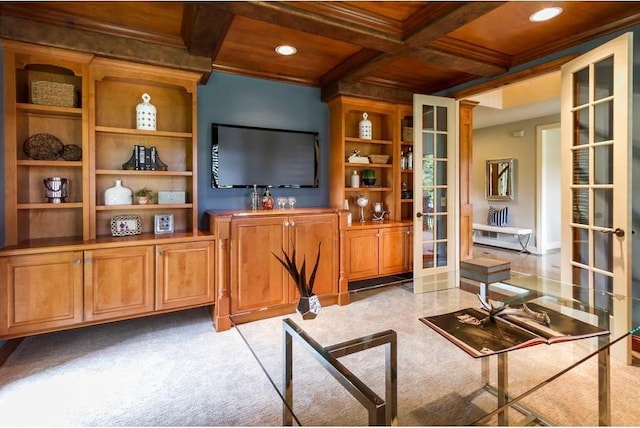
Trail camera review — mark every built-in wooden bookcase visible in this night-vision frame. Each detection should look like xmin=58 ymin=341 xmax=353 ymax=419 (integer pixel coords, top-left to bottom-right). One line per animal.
xmin=88 ymin=58 xmax=200 ymax=239
xmin=2 ymin=40 xmax=92 ymax=246
xmin=329 ymin=96 xmax=398 ymax=222
xmin=1 ymin=41 xmax=214 ymax=339
xmin=328 ymin=95 xmax=414 ymax=281
xmin=328 ymin=95 xmax=414 ymax=223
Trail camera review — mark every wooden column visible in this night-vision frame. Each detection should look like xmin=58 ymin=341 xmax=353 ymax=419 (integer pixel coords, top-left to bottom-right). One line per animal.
xmin=209 ymin=213 xmax=232 ymax=331
xmin=459 ymin=100 xmax=479 ymax=261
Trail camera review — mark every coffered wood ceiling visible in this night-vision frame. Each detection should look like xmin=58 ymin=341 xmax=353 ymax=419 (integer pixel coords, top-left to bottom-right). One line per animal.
xmin=1 ymin=1 xmax=640 ymax=102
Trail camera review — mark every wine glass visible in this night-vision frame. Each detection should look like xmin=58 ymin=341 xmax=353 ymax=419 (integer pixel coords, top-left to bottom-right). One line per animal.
xmin=276 ymin=197 xmax=287 ymax=209
xmin=287 ymin=196 xmax=296 ymax=209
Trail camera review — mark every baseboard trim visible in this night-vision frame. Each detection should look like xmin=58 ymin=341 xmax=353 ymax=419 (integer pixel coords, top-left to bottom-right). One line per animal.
xmin=0 ymin=338 xmax=23 ymax=367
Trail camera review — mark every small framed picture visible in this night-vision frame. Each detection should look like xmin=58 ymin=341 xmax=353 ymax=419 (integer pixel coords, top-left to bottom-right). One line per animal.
xmin=154 ymin=213 xmax=174 ymax=234
xmin=110 ymin=215 xmax=142 ymax=237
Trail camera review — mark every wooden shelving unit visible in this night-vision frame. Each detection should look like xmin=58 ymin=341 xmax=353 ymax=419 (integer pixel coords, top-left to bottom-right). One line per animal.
xmin=1 ymin=40 xmax=214 ymax=339
xmin=328 ymin=95 xmax=414 ymax=281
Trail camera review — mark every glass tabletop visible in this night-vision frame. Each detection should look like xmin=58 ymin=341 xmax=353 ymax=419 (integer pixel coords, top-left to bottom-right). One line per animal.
xmin=230 ymin=272 xmax=640 ymax=426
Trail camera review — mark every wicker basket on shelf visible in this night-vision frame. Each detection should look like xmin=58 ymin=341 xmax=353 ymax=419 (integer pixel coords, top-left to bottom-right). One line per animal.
xmin=30 ymin=81 xmax=77 ymax=107
xmin=368 ymin=154 xmax=390 ymax=164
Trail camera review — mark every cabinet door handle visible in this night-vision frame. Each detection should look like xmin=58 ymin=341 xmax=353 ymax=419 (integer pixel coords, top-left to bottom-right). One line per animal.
xmin=157 ymin=251 xmax=162 ymax=257
xmin=83 ymin=258 xmax=91 ymax=264
xmin=289 ymin=221 xmax=295 ymax=227
xmin=283 ymin=221 xmax=289 ymax=227
xmin=75 ymin=259 xmax=82 ymax=265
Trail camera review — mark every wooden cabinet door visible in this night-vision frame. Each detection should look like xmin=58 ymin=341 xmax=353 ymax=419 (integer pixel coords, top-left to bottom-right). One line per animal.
xmin=84 ymin=246 xmax=154 ymax=322
xmin=0 ymin=251 xmax=83 ymax=337
xmin=289 ymin=213 xmax=338 ymax=299
xmin=231 ymin=216 xmax=288 ymax=314
xmin=379 ymin=226 xmax=411 ymax=275
xmin=344 ymin=229 xmax=379 ymax=280
xmin=156 ymin=241 xmax=215 ymax=310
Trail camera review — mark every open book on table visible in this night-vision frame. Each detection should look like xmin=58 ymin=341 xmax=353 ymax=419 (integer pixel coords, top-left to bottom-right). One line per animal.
xmin=420 ymin=302 xmax=609 ymax=358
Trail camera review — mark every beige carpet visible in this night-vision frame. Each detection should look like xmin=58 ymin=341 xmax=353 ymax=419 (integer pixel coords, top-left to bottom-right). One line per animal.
xmin=0 ymin=284 xmax=638 ymax=426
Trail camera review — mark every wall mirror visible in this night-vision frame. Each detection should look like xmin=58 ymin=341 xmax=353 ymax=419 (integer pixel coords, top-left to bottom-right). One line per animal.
xmin=486 ymin=158 xmax=514 ymax=200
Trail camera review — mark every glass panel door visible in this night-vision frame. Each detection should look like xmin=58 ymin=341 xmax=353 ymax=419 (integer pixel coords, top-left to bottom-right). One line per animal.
xmin=560 ymin=33 xmax=632 ymax=362
xmin=413 ymin=95 xmax=457 ymax=279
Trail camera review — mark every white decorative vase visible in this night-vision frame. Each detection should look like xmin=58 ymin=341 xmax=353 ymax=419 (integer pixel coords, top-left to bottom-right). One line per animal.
xmin=358 ymin=112 xmax=372 ymax=139
xmin=136 ymin=93 xmax=157 ymax=131
xmin=104 ymin=179 xmax=133 ymax=205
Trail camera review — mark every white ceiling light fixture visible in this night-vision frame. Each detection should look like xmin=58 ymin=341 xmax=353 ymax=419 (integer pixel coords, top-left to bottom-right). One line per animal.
xmin=529 ymin=7 xmax=563 ymax=22
xmin=275 ymin=45 xmax=297 ymax=56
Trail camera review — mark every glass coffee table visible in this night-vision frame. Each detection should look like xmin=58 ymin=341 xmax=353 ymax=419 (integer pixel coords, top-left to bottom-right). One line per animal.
xmin=230 ymin=273 xmax=640 ymax=426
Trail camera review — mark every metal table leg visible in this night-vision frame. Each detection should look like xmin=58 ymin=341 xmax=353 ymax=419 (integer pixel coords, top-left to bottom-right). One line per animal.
xmin=497 ymin=353 xmax=508 ymax=426
xmin=598 ymin=338 xmax=611 ymax=426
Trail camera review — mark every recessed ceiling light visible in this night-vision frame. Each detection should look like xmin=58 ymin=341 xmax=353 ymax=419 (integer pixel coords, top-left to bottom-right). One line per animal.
xmin=529 ymin=7 xmax=563 ymax=22
xmin=275 ymin=45 xmax=297 ymax=56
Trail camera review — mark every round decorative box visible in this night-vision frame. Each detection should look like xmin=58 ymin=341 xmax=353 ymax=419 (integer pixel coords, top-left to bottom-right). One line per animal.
xmin=104 ymin=179 xmax=133 ymax=205
xmin=136 ymin=93 xmax=157 ymax=131
xmin=358 ymin=112 xmax=372 ymax=140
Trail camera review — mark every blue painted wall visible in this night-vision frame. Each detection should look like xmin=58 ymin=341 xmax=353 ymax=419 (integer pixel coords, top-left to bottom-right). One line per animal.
xmin=196 ymin=73 xmax=329 ymax=228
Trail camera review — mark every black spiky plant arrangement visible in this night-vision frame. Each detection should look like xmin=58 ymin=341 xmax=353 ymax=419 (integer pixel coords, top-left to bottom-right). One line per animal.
xmin=273 ymin=242 xmax=322 ymax=319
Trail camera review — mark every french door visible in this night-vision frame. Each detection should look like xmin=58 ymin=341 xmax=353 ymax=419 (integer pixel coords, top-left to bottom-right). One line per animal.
xmin=560 ymin=32 xmax=632 ymax=361
xmin=412 ymin=95 xmax=458 ymax=282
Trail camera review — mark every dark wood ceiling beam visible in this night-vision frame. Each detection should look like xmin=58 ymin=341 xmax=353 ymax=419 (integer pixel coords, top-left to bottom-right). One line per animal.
xmin=0 ymin=3 xmax=184 ymax=48
xmin=319 ymin=48 xmax=385 ymax=87
xmin=291 ymin=1 xmax=404 ymax=38
xmin=210 ymin=1 xmax=403 ymax=52
xmin=430 ymin=36 xmax=511 ymax=69
xmin=321 ymin=80 xmax=414 ymax=104
xmin=402 ymin=2 xmax=506 ymax=48
xmin=412 ymin=47 xmax=507 ymax=77
xmin=0 ymin=15 xmax=212 ymax=76
xmin=181 ymin=3 xmax=232 ymax=58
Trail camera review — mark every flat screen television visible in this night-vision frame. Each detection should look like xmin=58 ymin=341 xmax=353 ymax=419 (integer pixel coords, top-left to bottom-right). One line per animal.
xmin=211 ymin=123 xmax=319 ymax=188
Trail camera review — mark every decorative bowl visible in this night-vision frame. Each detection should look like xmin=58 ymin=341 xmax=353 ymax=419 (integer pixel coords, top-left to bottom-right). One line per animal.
xmin=368 ymin=154 xmax=389 ymax=164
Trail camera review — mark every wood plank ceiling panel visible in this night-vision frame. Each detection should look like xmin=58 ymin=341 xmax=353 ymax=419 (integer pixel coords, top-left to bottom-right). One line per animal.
xmin=449 ymin=1 xmax=640 ymax=57
xmin=215 ymin=15 xmax=362 ymax=85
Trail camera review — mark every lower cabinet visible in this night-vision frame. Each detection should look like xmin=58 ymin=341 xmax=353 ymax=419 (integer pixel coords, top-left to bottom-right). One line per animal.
xmin=0 ymin=251 xmax=84 ymax=337
xmin=156 ymin=241 xmax=215 ymax=310
xmin=0 ymin=239 xmax=215 ymax=338
xmin=344 ymin=225 xmax=412 ymax=281
xmin=228 ymin=211 xmax=339 ymax=316
xmin=84 ymin=246 xmax=155 ymax=322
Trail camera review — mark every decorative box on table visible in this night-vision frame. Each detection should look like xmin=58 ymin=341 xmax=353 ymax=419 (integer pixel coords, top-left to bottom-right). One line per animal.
xmin=460 ymin=257 xmax=510 ymax=284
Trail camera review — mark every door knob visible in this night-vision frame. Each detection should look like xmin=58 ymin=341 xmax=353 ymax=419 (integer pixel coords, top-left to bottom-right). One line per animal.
xmin=601 ymin=227 xmax=625 ymax=237
xmin=416 ymin=212 xmax=424 ymax=218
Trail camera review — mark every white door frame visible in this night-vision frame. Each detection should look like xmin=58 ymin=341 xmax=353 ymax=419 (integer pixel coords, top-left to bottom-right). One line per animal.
xmin=536 ymin=122 xmax=561 ymax=255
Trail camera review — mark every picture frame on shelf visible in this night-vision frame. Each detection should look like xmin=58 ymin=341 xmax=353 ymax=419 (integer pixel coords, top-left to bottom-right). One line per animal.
xmin=154 ymin=213 xmax=174 ymax=234
xmin=110 ymin=215 xmax=142 ymax=237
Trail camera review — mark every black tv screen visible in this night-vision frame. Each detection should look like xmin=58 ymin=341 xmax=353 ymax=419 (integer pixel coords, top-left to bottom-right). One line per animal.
xmin=211 ymin=123 xmax=319 ymax=188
